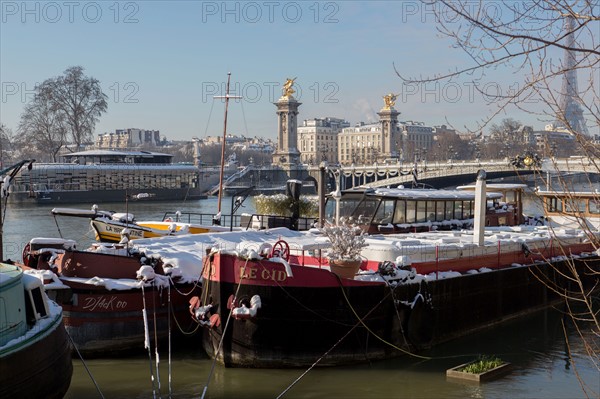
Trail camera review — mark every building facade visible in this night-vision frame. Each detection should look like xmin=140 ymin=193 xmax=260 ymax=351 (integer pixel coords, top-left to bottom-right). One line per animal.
xmin=297 ymin=117 xmax=349 ymax=164
xmin=338 ymin=94 xmax=404 ymax=165
xmin=398 ymin=121 xmax=434 ymax=158
xmin=96 ymin=128 xmax=161 ymax=149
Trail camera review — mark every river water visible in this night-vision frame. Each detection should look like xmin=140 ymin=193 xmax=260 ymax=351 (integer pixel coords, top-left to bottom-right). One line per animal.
xmin=2 ymin=195 xmax=599 ymax=398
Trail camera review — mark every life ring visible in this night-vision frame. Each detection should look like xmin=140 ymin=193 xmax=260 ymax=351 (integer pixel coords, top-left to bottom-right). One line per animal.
xmin=164 ymin=217 xmax=173 ymax=222
xmin=269 ymin=240 xmax=290 ymax=262
xmin=22 ymin=242 xmax=33 ymax=267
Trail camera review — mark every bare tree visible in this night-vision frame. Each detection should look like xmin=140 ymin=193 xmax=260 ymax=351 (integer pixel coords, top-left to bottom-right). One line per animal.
xmin=397 ymin=1 xmax=599 ymax=137
xmin=18 ymin=84 xmax=67 ymax=162
xmin=44 ymin=66 xmax=108 ymax=150
xmin=0 ymin=124 xmax=16 ymax=166
xmin=401 ymin=1 xmax=600 ymax=390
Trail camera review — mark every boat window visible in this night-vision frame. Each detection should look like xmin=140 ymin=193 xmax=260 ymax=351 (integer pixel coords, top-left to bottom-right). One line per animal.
xmin=373 ymin=199 xmax=395 ymax=224
xmin=433 ymin=201 xmax=444 ymax=222
xmin=406 ymin=200 xmax=417 ymax=223
xmin=590 ymin=199 xmax=600 ymax=214
xmin=505 ymin=191 xmax=516 ymax=203
xmin=545 ymin=197 xmax=563 ymax=213
xmin=393 ymin=200 xmax=406 ymax=224
xmin=416 ymin=201 xmax=427 ymax=223
xmin=423 ymin=200 xmax=434 ymax=222
xmin=445 ymin=201 xmax=455 ymax=220
xmin=325 ymin=198 xmax=361 ymax=221
xmin=24 ymin=287 xmax=48 ymax=325
xmin=455 ymin=201 xmax=465 ymax=219
xmin=351 ymin=197 xmax=379 ymax=222
xmin=565 ymin=198 xmax=587 ymax=213
xmin=463 ymin=201 xmax=473 ymax=218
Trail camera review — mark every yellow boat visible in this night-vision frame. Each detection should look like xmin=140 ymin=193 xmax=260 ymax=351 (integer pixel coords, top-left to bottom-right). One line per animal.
xmin=52 ymin=207 xmax=237 ymax=243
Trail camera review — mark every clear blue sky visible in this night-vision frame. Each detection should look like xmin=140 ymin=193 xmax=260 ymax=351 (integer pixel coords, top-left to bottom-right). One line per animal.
xmin=0 ymin=1 xmax=579 ymax=141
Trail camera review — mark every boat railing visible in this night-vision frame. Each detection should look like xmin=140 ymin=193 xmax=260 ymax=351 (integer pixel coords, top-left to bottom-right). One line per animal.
xmin=161 ymin=211 xmax=317 ymax=231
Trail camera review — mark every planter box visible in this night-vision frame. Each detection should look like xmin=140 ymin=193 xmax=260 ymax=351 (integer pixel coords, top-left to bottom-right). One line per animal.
xmin=446 ymin=361 xmax=512 ymax=383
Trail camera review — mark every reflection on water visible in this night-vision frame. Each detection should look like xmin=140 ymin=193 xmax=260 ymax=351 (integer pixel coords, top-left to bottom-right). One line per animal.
xmin=63 ymin=303 xmax=599 ymax=398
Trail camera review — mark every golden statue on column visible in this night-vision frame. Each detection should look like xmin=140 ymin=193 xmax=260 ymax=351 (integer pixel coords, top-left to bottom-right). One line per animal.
xmin=383 ymin=93 xmax=398 ymax=109
xmin=283 ymin=77 xmax=297 ymax=98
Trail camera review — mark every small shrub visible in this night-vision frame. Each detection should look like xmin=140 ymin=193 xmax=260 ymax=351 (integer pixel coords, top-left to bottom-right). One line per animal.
xmin=320 ymin=217 xmax=367 ymax=262
xmin=253 ymin=194 xmax=318 ymax=218
xmin=460 ymin=356 xmax=504 ymax=374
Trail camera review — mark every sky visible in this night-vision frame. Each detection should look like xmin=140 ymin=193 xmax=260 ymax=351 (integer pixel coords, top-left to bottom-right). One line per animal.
xmin=0 ymin=1 xmax=593 ymax=142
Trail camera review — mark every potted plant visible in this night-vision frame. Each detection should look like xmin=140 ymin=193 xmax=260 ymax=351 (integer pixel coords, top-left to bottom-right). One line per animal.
xmin=320 ymin=218 xmax=367 ymax=279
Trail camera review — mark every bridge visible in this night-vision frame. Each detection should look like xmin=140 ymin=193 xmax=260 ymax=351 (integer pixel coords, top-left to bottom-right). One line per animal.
xmin=216 ymin=157 xmax=598 ymax=193
xmin=323 ymin=157 xmax=598 ymax=190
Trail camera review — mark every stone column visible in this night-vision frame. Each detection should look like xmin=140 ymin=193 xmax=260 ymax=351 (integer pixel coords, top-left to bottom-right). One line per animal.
xmin=377 ymin=104 xmax=400 ymax=160
xmin=273 ymin=94 xmax=301 ymax=165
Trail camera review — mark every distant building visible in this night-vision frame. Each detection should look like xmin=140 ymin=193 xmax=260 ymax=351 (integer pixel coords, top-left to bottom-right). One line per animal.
xmin=96 ymin=128 xmax=161 ymax=149
xmin=398 ymin=121 xmax=434 ymax=157
xmin=338 ymin=122 xmax=384 ymax=165
xmin=204 ymin=134 xmax=246 ymax=145
xmin=298 ymin=117 xmax=349 ymax=164
xmin=433 ymin=125 xmax=456 ymax=136
xmin=532 ymin=124 xmax=576 ymax=156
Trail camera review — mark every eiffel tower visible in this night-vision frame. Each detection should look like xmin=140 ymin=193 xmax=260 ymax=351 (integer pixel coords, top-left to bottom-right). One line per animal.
xmin=556 ymin=16 xmax=589 ymax=135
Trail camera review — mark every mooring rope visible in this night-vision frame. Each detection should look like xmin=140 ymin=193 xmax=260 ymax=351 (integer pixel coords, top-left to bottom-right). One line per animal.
xmin=200 ymin=256 xmax=251 ymax=399
xmin=65 ymin=329 xmax=105 ymax=399
xmin=152 ymin=282 xmax=162 ymax=396
xmin=169 ymin=298 xmax=201 ymax=335
xmin=275 ymin=284 xmax=396 ymax=399
xmin=252 ymin=261 xmax=356 ymax=326
xmin=337 ymin=276 xmax=431 ymax=360
xmin=168 ymin=282 xmax=173 ymax=398
xmin=141 ymin=284 xmax=158 ymax=399
xmin=167 ymin=273 xmax=203 ymax=296
xmin=276 ymin=274 xmax=431 ymax=398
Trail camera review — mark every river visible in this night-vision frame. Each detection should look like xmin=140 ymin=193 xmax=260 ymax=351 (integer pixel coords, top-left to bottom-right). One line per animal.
xmin=2 ymin=195 xmax=599 ymax=398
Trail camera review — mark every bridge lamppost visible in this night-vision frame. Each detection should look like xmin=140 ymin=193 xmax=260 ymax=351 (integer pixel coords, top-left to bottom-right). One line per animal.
xmin=399 ymin=148 xmax=404 ymax=168
xmin=422 ymin=147 xmax=428 ymax=170
xmin=550 ymin=142 xmax=557 ymax=159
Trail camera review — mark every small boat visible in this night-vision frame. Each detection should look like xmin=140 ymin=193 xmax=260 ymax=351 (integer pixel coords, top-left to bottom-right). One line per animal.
xmin=536 ymin=189 xmax=600 ymax=231
xmin=51 ymin=204 xmax=314 ymax=243
xmin=51 ymin=206 xmax=235 ymax=242
xmin=0 ymin=263 xmax=73 ymax=398
xmin=22 ymin=237 xmax=202 ymax=354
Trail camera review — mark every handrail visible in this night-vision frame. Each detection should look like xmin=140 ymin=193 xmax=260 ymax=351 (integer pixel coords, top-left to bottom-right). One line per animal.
xmin=161 ymin=211 xmax=317 ymax=231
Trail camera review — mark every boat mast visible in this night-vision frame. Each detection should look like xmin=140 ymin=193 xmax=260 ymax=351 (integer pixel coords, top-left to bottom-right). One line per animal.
xmin=214 ymin=72 xmax=242 ymax=224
